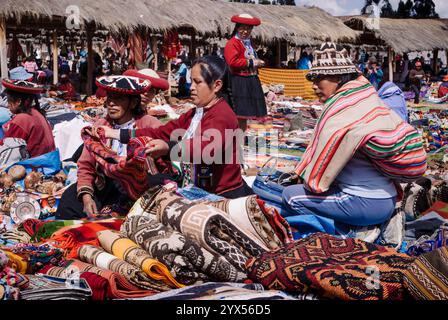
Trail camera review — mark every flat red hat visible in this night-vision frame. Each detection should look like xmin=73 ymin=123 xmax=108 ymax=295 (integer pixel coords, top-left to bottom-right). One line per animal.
xmin=123 ymin=69 xmax=169 ymax=91
xmin=95 ymin=75 xmax=152 ymax=95
xmin=1 ymin=79 xmax=44 ymax=94
xmin=231 ymin=14 xmax=261 ymax=26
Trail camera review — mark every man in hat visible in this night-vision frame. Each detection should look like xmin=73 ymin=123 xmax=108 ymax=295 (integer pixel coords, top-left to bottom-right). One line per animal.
xmin=364 ymin=57 xmax=384 ymax=90
xmin=56 ymin=75 xmax=169 ymax=220
xmin=281 ymin=41 xmax=426 ymax=235
xmin=409 ymin=60 xmax=426 ymax=104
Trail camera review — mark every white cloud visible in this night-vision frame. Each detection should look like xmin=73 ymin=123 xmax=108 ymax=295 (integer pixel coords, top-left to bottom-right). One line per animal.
xmin=434 ymin=0 xmax=448 ymax=18
xmin=295 ymin=0 xmax=359 ymax=16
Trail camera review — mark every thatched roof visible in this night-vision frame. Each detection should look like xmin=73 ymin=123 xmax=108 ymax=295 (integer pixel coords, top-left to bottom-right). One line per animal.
xmin=342 ymin=16 xmax=448 ymax=53
xmin=0 ymin=0 xmax=359 ymax=45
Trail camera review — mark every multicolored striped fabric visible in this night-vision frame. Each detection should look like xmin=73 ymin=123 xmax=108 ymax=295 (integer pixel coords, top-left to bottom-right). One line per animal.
xmin=295 ymin=76 xmax=427 ymax=194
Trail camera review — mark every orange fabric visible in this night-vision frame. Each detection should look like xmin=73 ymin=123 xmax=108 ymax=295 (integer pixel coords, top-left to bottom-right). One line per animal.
xmin=258 ymin=68 xmax=316 ymax=99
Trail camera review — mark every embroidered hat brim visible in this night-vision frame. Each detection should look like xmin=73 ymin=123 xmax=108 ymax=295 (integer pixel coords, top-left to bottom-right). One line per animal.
xmin=1 ymin=79 xmax=44 ymax=94
xmin=96 ymin=75 xmax=152 ymax=95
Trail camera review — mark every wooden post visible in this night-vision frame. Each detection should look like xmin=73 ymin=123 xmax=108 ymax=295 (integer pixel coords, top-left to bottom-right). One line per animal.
xmin=167 ymin=58 xmax=172 ymax=97
xmin=191 ymin=31 xmax=197 ymax=60
xmin=276 ymin=39 xmax=281 ymax=68
xmin=388 ymin=47 xmax=394 ymax=82
xmin=433 ymin=49 xmax=439 ymax=75
xmin=0 ymin=18 xmax=8 ymax=80
xmin=52 ymin=31 xmax=58 ymax=85
xmin=86 ymin=23 xmax=94 ymax=96
xmin=11 ymin=34 xmax=18 ymax=68
xmin=151 ymin=36 xmax=158 ymax=71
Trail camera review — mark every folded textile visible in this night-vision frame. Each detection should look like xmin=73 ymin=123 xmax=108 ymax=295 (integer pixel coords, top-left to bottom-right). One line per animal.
xmin=407 ymin=225 xmax=448 ymax=256
xmin=245 ymin=233 xmax=414 ymax=300
xmin=0 ymin=250 xmax=29 ymax=300
xmin=81 ymin=127 xmax=169 ymax=201
xmin=80 ymin=272 xmax=110 ymax=301
xmin=132 ymin=282 xmax=296 ymax=300
xmin=295 ymin=77 xmax=426 ymax=194
xmin=49 ymin=219 xmax=123 ymax=259
xmin=42 ymin=259 xmax=154 ymax=299
xmin=20 ymin=219 xmax=81 ymax=243
xmin=207 ymin=195 xmax=293 ymax=250
xmin=403 ymin=246 xmax=448 ymax=300
xmin=20 ymin=274 xmax=92 ymax=300
xmin=0 ymin=229 xmax=32 ymax=244
xmin=122 ymin=215 xmax=247 ymax=285
xmin=97 ymin=230 xmax=183 ymax=289
xmin=77 ymin=244 xmax=170 ymax=292
xmin=152 ymin=191 xmax=267 ymax=271
xmin=1 ymin=243 xmax=63 ymax=274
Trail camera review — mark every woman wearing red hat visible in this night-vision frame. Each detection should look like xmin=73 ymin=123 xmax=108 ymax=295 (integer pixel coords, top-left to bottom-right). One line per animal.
xmin=224 ymin=13 xmax=267 ymax=132
xmin=56 ymin=75 xmax=168 ymax=219
xmin=1 ymin=79 xmax=56 ymax=158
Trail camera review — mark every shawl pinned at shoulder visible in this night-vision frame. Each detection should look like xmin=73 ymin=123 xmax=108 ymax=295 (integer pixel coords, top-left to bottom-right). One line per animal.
xmin=295 ymin=76 xmax=427 ymax=194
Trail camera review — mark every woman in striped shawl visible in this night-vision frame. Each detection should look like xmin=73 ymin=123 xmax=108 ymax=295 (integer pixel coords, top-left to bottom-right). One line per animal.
xmin=282 ymin=42 xmax=427 ymax=228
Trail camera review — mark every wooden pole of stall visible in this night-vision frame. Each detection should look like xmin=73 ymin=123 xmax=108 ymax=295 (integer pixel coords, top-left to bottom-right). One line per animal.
xmin=276 ymin=39 xmax=281 ymax=68
xmin=433 ymin=49 xmax=439 ymax=75
xmin=151 ymin=36 xmax=158 ymax=71
xmin=86 ymin=24 xmax=94 ymax=96
xmin=0 ymin=18 xmax=8 ymax=80
xmin=52 ymin=31 xmax=58 ymax=85
xmin=388 ymin=47 xmax=394 ymax=82
xmin=167 ymin=58 xmax=172 ymax=97
xmin=191 ymin=31 xmax=197 ymax=60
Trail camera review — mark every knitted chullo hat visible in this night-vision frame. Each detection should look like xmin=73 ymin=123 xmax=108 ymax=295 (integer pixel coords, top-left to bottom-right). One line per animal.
xmin=306 ymin=41 xmax=359 ymax=82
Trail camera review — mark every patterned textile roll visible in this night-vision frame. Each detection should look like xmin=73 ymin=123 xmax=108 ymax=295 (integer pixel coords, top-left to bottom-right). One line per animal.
xmin=403 ymin=246 xmax=448 ymax=300
xmin=43 ymin=259 xmax=154 ymax=299
xmin=97 ymin=230 xmax=183 ymax=288
xmin=122 ymin=215 xmax=247 ymax=285
xmin=77 ymin=244 xmax=171 ymax=292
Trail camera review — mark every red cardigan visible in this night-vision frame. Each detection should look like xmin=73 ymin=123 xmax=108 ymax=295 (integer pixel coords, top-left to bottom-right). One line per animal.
xmin=2 ymin=108 xmax=56 ymax=158
xmin=123 ymin=99 xmax=244 ymax=195
xmin=224 ymin=37 xmax=257 ymax=76
xmin=77 ymin=115 xmax=162 ymax=198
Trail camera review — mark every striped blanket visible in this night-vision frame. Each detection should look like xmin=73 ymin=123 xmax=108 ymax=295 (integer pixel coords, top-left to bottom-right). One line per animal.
xmin=295 ymin=76 xmax=427 ymax=194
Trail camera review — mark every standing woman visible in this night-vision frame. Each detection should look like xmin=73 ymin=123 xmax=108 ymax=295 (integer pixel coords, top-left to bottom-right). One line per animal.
xmin=224 ymin=14 xmax=267 ymax=132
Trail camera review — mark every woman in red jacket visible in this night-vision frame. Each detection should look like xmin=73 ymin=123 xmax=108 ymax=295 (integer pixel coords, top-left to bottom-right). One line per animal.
xmin=56 ymin=75 xmax=166 ymax=219
xmin=1 ymin=79 xmax=56 ymax=158
xmin=99 ymin=56 xmax=253 ymax=199
xmin=224 ymin=14 xmax=267 ymax=132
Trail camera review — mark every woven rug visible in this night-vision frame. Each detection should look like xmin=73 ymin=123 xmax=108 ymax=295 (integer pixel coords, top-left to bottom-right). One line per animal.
xmin=122 ymin=215 xmax=247 ymax=285
xmin=245 ymin=233 xmax=414 ymax=300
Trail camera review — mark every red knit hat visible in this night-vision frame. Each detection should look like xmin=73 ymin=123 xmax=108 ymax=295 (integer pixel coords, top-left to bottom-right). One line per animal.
xmin=231 ymin=13 xmax=261 ymax=26
xmin=95 ymin=75 xmax=152 ymax=95
xmin=123 ymin=69 xmax=169 ymax=91
xmin=1 ymin=79 xmax=44 ymax=94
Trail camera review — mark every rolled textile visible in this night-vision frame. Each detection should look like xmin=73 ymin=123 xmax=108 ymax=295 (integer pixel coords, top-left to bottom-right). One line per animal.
xmin=49 ymin=219 xmax=123 ymax=259
xmin=77 ymin=244 xmax=170 ymax=292
xmin=122 ymin=215 xmax=247 ymax=285
xmin=245 ymin=233 xmax=414 ymax=300
xmin=80 ymin=272 xmax=109 ymax=301
xmin=97 ymin=230 xmax=183 ymax=288
xmin=207 ymin=195 xmax=294 ymax=249
xmin=153 ymin=191 xmax=267 ymax=271
xmin=43 ymin=259 xmax=154 ymax=299
xmin=0 ymin=229 xmax=32 ymax=244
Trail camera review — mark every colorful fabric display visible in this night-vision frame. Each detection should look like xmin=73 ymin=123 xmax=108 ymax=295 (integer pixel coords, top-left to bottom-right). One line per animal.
xmin=245 ymin=233 xmax=414 ymax=300
xmin=403 ymin=246 xmax=448 ymax=300
xmin=122 ymin=215 xmax=247 ymax=285
xmin=97 ymin=230 xmax=183 ymax=288
xmin=77 ymin=244 xmax=170 ymax=292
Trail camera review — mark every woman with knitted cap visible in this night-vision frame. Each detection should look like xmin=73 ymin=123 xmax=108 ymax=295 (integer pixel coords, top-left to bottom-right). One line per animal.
xmin=56 ymin=75 xmax=170 ymax=220
xmin=224 ymin=13 xmax=267 ymax=132
xmin=281 ymin=41 xmax=427 ymax=234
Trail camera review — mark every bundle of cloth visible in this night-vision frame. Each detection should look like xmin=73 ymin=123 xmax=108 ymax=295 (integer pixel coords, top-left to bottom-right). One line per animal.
xmin=0 ymin=249 xmax=29 ymax=300
xmin=121 ymin=186 xmax=293 ymax=285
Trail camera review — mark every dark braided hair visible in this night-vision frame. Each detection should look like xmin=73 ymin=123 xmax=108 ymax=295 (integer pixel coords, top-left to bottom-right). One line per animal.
xmin=5 ymin=89 xmax=46 ymax=117
xmin=192 ymin=55 xmax=230 ymax=98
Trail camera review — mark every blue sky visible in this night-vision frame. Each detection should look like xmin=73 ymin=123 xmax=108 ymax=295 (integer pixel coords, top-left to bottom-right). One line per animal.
xmin=292 ymin=0 xmax=448 ymax=17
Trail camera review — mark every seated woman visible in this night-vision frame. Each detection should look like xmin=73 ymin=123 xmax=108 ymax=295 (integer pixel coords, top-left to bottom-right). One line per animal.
xmin=1 ymin=79 xmax=56 ymax=158
xmin=282 ymin=42 xmax=427 ymax=228
xmin=56 ymin=75 xmax=165 ymax=220
xmin=99 ymin=55 xmax=253 ymax=199
xmin=123 ymin=68 xmax=170 ymax=107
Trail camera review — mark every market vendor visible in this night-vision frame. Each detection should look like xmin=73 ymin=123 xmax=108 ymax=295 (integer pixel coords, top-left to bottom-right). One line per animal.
xmin=1 ymin=79 xmax=56 ymax=158
xmin=98 ymin=56 xmax=253 ymax=199
xmin=123 ymin=68 xmax=170 ymax=107
xmin=224 ymin=13 xmax=267 ymax=133
xmin=56 ymin=75 xmax=166 ymax=219
xmin=282 ymin=42 xmax=427 ymax=228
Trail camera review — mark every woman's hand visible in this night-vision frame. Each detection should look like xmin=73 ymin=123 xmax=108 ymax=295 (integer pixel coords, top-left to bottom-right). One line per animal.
xmin=87 ymin=126 xmax=120 ymax=140
xmin=145 ymin=139 xmax=169 ymax=159
xmin=82 ymin=194 xmax=98 ymax=217
xmin=254 ymin=59 xmax=265 ymax=68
